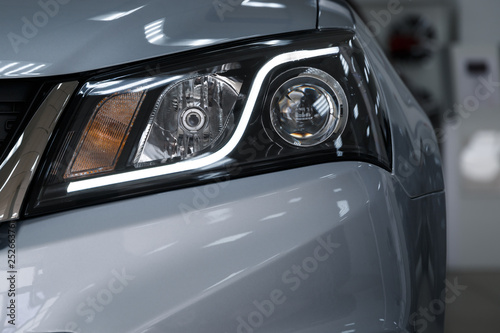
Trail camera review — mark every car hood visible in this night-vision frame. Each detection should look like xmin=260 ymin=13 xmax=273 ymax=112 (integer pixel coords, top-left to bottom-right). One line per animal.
xmin=0 ymin=0 xmax=330 ymax=78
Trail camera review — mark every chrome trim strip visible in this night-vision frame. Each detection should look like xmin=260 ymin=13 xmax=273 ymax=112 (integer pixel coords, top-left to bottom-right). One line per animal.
xmin=0 ymin=82 xmax=78 ymax=222
xmin=67 ymin=47 xmax=340 ymax=193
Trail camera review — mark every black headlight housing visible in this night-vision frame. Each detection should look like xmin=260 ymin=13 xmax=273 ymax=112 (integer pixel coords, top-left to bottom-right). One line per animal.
xmin=24 ymin=30 xmax=391 ymax=217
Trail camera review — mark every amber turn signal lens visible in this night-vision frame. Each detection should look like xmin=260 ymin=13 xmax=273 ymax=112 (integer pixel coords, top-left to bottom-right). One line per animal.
xmin=65 ymin=91 xmax=145 ymax=179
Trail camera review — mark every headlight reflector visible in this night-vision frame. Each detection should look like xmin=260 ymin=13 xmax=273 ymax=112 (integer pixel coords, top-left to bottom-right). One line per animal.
xmin=134 ymin=75 xmax=240 ymax=166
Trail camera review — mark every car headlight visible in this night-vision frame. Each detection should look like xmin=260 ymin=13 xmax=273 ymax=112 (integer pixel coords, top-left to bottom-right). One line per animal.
xmin=269 ymin=67 xmax=348 ymax=147
xmin=25 ymin=31 xmax=391 ymax=216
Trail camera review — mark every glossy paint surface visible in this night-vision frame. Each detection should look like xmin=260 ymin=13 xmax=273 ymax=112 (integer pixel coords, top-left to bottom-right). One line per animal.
xmin=0 ymin=162 xmax=444 ymax=332
xmin=0 ymin=0 xmax=321 ymax=78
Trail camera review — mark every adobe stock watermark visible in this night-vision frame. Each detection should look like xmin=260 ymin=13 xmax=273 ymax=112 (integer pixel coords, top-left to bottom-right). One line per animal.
xmin=178 ymin=127 xmax=275 ymax=225
xmin=212 ymin=0 xmax=245 ymax=22
xmin=7 ymin=0 xmax=71 ymax=54
xmin=64 ymin=267 xmax=135 ymax=332
xmin=435 ymin=74 xmax=500 ymax=143
xmin=396 ymin=137 xmax=439 ymax=179
xmin=233 ymin=233 xmax=340 ymax=333
xmin=409 ymin=277 xmax=467 ymax=333
xmin=364 ymin=0 xmax=410 ymax=38
xmin=397 ymin=73 xmax=500 ymax=179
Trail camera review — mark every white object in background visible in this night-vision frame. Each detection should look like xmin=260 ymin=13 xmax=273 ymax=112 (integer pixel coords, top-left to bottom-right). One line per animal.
xmin=460 ymin=130 xmax=500 ymax=183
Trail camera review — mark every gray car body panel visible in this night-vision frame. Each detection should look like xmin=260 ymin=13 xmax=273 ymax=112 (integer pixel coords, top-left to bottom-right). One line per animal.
xmin=0 ymin=0 xmax=324 ymax=78
xmin=1 ymin=162 xmax=444 ymax=333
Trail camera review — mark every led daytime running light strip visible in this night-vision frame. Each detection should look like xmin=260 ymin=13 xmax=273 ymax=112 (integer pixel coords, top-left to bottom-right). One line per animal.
xmin=67 ymin=46 xmax=340 ymax=193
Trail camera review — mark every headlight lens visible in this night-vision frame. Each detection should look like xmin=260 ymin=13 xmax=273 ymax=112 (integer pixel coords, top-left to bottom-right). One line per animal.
xmin=25 ymin=31 xmax=391 ymax=216
xmin=270 ymin=67 xmax=347 ymax=147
